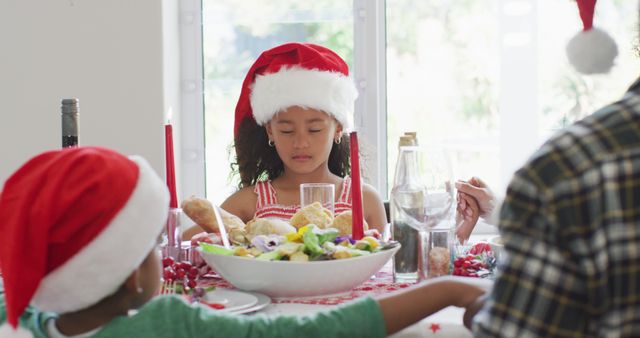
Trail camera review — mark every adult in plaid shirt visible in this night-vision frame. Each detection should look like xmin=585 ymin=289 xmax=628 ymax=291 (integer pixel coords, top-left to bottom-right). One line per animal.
xmin=471 ymin=76 xmax=640 ymax=337
xmin=466 ymin=13 xmax=640 ymax=336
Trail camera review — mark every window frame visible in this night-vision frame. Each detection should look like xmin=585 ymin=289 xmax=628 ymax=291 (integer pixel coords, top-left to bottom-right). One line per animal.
xmin=179 ymin=0 xmax=542 ymax=201
xmin=179 ymin=0 xmax=206 ymax=200
xmin=353 ymin=0 xmax=389 ymax=197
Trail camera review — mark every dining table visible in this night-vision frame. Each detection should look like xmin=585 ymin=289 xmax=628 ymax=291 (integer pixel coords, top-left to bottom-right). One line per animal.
xmin=199 ymin=262 xmax=473 ymax=337
xmin=195 ymin=231 xmax=498 ymax=338
xmin=0 ymin=225 xmax=497 ymax=337
xmin=0 ymin=268 xmax=469 ymax=338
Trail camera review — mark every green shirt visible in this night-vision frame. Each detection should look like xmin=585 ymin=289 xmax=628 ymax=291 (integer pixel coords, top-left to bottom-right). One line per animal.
xmin=1 ymin=294 xmax=386 ymax=338
xmin=474 ymin=78 xmax=640 ymax=337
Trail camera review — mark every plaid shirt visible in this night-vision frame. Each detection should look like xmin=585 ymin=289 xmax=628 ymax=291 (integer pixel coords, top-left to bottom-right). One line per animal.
xmin=473 ymin=78 xmax=640 ymax=338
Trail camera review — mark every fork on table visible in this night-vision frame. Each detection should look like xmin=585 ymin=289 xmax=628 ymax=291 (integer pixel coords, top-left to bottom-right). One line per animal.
xmin=160 ymin=280 xmax=177 ymax=295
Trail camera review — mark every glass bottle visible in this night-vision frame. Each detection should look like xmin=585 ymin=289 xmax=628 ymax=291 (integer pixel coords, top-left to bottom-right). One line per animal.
xmin=391 ymin=134 xmax=426 ymax=282
xmin=61 ymin=98 xmax=79 ymax=148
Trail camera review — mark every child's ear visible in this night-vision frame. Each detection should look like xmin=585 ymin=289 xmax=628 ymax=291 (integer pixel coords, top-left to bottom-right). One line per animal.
xmin=123 ymin=268 xmax=141 ymax=293
xmin=334 ymin=122 xmax=343 ymax=138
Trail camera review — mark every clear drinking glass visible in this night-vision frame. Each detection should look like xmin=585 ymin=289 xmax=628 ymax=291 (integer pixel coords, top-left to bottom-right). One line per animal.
xmin=160 ymin=208 xmax=183 ymax=261
xmin=300 ymin=183 xmax=335 ymax=216
xmin=418 ymin=144 xmax=456 ymax=279
xmin=423 ymin=228 xmax=455 ymax=278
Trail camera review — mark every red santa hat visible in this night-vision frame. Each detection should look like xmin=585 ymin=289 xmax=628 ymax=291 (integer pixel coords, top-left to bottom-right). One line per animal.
xmin=566 ymin=0 xmax=618 ymax=74
xmin=234 ymin=42 xmax=358 ymax=137
xmin=0 ymin=147 xmax=169 ymax=337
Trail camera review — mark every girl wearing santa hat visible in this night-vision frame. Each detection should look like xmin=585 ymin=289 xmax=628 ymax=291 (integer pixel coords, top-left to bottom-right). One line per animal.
xmin=0 ymin=146 xmax=487 ymax=337
xmin=185 ymin=42 xmax=388 ymax=239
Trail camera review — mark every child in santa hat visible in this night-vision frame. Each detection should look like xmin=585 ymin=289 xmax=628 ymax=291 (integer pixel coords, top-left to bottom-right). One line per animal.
xmin=0 ymin=146 xmax=487 ymax=337
xmin=216 ymin=42 xmax=388 ymax=233
xmin=183 ymin=42 xmax=480 ymax=241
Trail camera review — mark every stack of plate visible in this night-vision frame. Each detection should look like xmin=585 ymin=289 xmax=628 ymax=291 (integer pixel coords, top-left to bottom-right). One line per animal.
xmin=201 ymin=289 xmax=271 ymax=314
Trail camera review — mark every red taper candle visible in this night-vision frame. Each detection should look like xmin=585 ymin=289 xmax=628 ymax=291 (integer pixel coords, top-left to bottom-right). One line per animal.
xmin=350 ymin=132 xmax=364 ymax=240
xmin=165 ymin=123 xmax=178 ymax=209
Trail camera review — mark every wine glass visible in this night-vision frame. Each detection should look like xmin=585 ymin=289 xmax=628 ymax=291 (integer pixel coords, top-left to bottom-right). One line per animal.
xmin=420 ymin=143 xmax=455 ymax=229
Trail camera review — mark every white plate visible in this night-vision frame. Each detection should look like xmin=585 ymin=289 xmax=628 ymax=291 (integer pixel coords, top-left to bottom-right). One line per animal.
xmin=203 ymin=289 xmax=258 ymax=313
xmin=233 ymin=292 xmax=271 ymax=314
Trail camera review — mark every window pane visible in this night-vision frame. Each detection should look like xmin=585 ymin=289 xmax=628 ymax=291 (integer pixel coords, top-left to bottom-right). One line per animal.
xmin=386 ymin=0 xmax=501 ymax=191
xmin=538 ymin=0 xmax=640 ymax=136
xmin=386 ymin=0 xmax=639 ymax=194
xmin=202 ymin=0 xmax=353 ymax=203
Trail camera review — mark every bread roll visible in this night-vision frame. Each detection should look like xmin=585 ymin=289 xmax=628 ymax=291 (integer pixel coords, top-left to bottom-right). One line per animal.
xmin=331 ymin=210 xmax=369 ymax=236
xmin=181 ymin=196 xmax=217 ymax=231
xmin=245 ymin=218 xmax=296 ymax=239
xmin=289 ymin=202 xmax=333 ymax=229
xmin=181 ymin=195 xmax=245 ymax=232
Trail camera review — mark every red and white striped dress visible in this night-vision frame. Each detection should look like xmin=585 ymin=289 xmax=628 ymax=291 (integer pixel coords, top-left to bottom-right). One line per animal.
xmin=253 ymin=176 xmax=353 ymax=221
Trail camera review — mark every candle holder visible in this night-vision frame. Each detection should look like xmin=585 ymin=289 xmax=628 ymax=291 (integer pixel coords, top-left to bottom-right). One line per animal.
xmin=160 ymin=208 xmax=183 ymax=261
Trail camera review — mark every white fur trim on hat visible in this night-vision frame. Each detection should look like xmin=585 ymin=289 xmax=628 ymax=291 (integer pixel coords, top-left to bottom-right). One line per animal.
xmin=566 ymin=27 xmax=618 ymax=75
xmin=0 ymin=323 xmax=33 ymax=338
xmin=250 ymin=66 xmax=358 ymax=129
xmin=31 ymin=156 xmax=169 ymax=313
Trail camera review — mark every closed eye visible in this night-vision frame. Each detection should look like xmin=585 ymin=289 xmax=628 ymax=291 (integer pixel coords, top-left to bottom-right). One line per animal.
xmin=279 ymin=130 xmax=294 ymax=134
xmin=309 ymin=129 xmax=323 ymax=133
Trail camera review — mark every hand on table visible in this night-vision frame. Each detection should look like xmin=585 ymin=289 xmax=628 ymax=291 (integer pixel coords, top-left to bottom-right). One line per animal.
xmin=364 ymin=228 xmax=382 ymax=239
xmin=463 ymin=293 xmax=489 ymax=330
xmin=377 ymin=276 xmax=489 ymax=335
xmin=453 ymin=277 xmax=491 ymax=330
xmin=190 ymin=232 xmax=219 ymax=246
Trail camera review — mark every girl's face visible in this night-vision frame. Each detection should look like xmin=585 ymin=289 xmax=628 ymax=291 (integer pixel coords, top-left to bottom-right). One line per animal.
xmin=266 ymin=107 xmax=342 ymax=175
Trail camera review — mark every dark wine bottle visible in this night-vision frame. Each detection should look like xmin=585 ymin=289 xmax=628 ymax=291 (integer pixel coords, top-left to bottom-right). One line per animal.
xmin=61 ymin=98 xmax=79 ymax=148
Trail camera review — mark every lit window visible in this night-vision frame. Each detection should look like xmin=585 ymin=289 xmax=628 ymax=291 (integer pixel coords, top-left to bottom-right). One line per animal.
xmin=183 ymin=0 xmax=639 ymax=203
xmin=201 ymin=0 xmax=354 ymax=203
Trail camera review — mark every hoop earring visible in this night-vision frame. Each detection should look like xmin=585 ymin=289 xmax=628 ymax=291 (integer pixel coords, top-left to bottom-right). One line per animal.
xmin=268 ymin=140 xmax=275 ymax=147
xmin=334 ymin=137 xmax=342 ymax=145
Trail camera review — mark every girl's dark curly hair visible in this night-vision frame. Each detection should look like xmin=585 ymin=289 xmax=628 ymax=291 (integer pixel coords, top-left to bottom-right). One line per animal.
xmin=232 ymin=118 xmax=351 ymax=188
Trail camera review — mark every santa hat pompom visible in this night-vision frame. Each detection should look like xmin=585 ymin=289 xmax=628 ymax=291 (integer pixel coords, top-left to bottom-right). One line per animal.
xmin=566 ymin=0 xmax=618 ymax=74
xmin=0 ymin=323 xmax=33 ymax=338
xmin=567 ymin=27 xmax=618 ymax=74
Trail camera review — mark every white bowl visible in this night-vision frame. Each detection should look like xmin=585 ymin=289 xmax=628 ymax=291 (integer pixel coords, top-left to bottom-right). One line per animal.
xmin=197 ymin=245 xmax=400 ymax=298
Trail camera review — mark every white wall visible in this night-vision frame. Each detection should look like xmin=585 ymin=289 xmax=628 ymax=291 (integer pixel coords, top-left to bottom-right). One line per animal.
xmin=0 ymin=0 xmax=181 ymax=189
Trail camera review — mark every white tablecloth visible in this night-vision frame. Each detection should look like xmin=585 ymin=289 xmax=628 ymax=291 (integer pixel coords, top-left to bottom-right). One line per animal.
xmin=251 ymin=232 xmax=499 ymax=337
xmin=260 ymin=303 xmax=471 ymax=337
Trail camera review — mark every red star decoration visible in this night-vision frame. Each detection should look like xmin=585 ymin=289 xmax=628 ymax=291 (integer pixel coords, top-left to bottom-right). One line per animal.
xmin=429 ymin=323 xmax=441 ymax=333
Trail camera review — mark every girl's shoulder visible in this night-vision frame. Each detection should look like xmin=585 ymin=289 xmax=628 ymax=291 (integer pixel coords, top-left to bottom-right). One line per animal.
xmin=361 ymin=182 xmax=384 ymax=205
xmin=226 ymin=185 xmax=259 ymax=200
xmin=361 ymin=181 xmax=378 ymax=194
xmin=221 ymin=186 xmax=260 ymax=222
xmin=361 ymin=181 xmax=383 ymax=202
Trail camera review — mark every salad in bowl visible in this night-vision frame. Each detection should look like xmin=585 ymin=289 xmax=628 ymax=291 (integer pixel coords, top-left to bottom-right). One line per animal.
xmin=197 ymin=224 xmax=400 ymax=298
